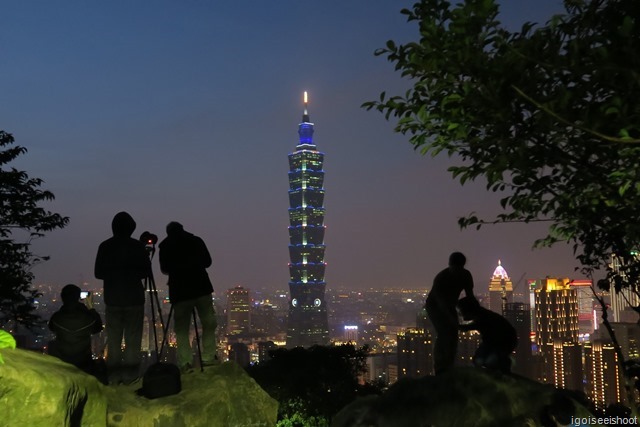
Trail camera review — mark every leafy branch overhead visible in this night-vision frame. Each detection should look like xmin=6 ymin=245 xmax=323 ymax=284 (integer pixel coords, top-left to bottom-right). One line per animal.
xmin=363 ymin=0 xmax=640 ymax=283
xmin=0 ymin=130 xmax=69 ymax=329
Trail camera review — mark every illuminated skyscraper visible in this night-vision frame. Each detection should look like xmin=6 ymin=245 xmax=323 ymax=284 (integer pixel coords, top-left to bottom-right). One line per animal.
xmin=584 ymin=340 xmax=626 ymax=410
xmin=286 ymin=92 xmax=329 ymax=348
xmin=226 ymin=286 xmax=251 ymax=335
xmin=535 ymin=278 xmax=579 ymax=348
xmin=534 ymin=278 xmax=579 ymax=384
xmin=397 ymin=328 xmax=433 ymax=378
xmin=488 ymin=260 xmax=513 ymax=313
xmin=610 ymin=253 xmax=640 ymax=323
xmin=569 ymin=279 xmax=597 ymax=336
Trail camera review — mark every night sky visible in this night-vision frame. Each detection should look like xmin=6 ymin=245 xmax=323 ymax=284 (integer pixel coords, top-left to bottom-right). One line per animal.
xmin=2 ymin=1 xmax=579 ymax=294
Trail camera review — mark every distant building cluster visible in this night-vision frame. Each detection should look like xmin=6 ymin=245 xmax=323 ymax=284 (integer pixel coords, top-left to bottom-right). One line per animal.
xmin=19 ymin=96 xmax=639 ymax=412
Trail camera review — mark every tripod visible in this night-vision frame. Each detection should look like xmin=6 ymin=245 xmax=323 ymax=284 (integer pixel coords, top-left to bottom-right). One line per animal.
xmin=140 ymin=231 xmax=203 ymax=371
xmin=160 ymin=305 xmax=203 ymax=372
xmin=143 ymin=243 xmax=166 ymax=361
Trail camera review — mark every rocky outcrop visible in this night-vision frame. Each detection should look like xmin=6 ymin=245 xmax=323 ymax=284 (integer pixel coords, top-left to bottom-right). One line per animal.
xmin=0 ymin=347 xmax=277 ymax=426
xmin=333 ymin=367 xmax=605 ymax=427
xmin=0 ymin=346 xmax=107 ymax=426
xmin=104 ymin=362 xmax=278 ymax=426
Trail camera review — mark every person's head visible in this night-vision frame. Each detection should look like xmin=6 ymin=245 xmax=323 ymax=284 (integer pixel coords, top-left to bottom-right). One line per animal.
xmin=111 ymin=211 xmax=136 ymax=237
xmin=60 ymin=284 xmax=82 ymax=305
xmin=457 ymin=296 xmax=481 ymax=321
xmin=166 ymin=221 xmax=184 ymax=236
xmin=448 ymin=252 xmax=466 ymax=268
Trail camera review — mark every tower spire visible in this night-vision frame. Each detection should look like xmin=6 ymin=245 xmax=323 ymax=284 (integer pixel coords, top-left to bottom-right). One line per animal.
xmin=302 ymin=91 xmax=310 ymax=123
xmin=298 ymin=91 xmax=314 ymax=146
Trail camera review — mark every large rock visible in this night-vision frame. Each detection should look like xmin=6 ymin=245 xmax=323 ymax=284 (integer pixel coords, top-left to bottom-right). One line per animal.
xmin=0 ymin=347 xmax=277 ymax=426
xmin=333 ymin=367 xmax=606 ymax=427
xmin=0 ymin=347 xmax=107 ymax=426
xmin=104 ymin=362 xmax=278 ymax=427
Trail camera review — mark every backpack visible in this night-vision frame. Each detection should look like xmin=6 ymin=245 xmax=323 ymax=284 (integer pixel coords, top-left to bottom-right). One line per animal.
xmin=137 ymin=362 xmax=181 ymax=399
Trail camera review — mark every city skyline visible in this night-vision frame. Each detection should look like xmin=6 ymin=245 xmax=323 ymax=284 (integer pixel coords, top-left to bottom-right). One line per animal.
xmin=0 ymin=1 xmax=583 ymax=294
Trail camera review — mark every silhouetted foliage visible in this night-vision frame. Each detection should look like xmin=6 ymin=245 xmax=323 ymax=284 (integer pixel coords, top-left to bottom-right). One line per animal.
xmin=364 ymin=0 xmax=640 ymax=296
xmin=365 ymin=0 xmax=640 ymax=406
xmin=0 ymin=130 xmax=69 ymax=329
xmin=246 ymin=344 xmax=381 ymax=423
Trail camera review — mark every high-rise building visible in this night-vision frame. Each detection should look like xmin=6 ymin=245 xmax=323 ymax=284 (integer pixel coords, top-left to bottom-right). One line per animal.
xmin=397 ymin=328 xmax=433 ymax=378
xmin=286 ymin=92 xmax=329 ymax=348
xmin=504 ymin=302 xmax=532 ymax=378
xmin=226 ymin=286 xmax=251 ymax=335
xmin=534 ymin=278 xmax=579 ymax=384
xmin=488 ymin=260 xmax=513 ymax=313
xmin=584 ymin=340 xmax=626 ymax=410
xmin=570 ymin=279 xmax=596 ymax=336
xmin=610 ymin=253 xmax=640 ymax=323
xmin=257 ymin=341 xmax=278 ymax=363
xmin=552 ymin=340 xmax=583 ymax=391
xmin=458 ymin=330 xmax=481 ymax=367
xmin=344 ymin=325 xmax=359 ymax=343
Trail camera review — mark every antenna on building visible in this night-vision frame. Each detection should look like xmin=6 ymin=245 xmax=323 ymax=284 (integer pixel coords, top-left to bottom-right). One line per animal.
xmin=302 ymin=91 xmax=310 ymax=123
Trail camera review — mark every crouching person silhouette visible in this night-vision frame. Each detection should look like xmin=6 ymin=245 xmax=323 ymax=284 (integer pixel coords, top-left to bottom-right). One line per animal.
xmin=48 ymin=284 xmax=103 ymax=374
xmin=457 ymin=296 xmax=517 ymax=374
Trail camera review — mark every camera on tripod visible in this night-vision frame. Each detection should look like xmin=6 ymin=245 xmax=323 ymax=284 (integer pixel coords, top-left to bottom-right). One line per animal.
xmin=140 ymin=231 xmax=158 ymax=254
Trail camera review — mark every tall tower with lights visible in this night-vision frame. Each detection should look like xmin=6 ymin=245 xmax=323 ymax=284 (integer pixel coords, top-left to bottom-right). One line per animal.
xmin=286 ymin=92 xmax=329 ymax=348
xmin=488 ymin=260 xmax=513 ymax=313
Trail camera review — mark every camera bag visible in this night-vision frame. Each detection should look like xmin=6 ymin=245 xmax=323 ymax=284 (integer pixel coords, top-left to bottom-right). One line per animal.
xmin=137 ymin=362 xmax=181 ymax=399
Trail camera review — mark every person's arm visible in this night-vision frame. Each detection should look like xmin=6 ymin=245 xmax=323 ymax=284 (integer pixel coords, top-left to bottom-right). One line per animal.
xmin=464 ymin=270 xmax=475 ymax=299
xmin=89 ymin=309 xmax=103 ymax=334
xmin=94 ymin=244 xmax=106 ymax=280
xmin=197 ymin=237 xmax=212 ymax=269
xmin=159 ymin=244 xmax=170 ymax=275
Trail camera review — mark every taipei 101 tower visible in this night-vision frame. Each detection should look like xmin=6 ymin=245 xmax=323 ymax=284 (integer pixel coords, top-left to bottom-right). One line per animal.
xmin=286 ymin=92 xmax=329 ymax=348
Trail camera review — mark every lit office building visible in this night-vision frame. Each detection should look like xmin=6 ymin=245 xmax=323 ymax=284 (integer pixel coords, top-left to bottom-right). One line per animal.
xmin=257 ymin=341 xmax=278 ymax=363
xmin=226 ymin=286 xmax=251 ymax=335
xmin=397 ymin=328 xmax=433 ymax=378
xmin=595 ymin=322 xmax=640 ymax=360
xmin=610 ymin=253 xmax=640 ymax=323
xmin=569 ymin=279 xmax=596 ymax=336
xmin=534 ymin=278 xmax=579 ymax=384
xmin=552 ymin=340 xmax=583 ymax=391
xmin=488 ymin=260 xmax=513 ymax=313
xmin=286 ymin=92 xmax=329 ymax=348
xmin=344 ymin=325 xmax=359 ymax=343
xmin=458 ymin=330 xmax=481 ymax=367
xmin=584 ymin=340 xmax=626 ymax=410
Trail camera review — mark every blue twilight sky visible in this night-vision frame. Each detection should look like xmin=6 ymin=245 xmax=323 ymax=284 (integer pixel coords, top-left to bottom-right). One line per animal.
xmin=1 ymin=1 xmax=579 ymax=294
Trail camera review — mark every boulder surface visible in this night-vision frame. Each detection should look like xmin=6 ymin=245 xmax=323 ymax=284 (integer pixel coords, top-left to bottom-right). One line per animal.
xmin=0 ymin=347 xmax=277 ymax=427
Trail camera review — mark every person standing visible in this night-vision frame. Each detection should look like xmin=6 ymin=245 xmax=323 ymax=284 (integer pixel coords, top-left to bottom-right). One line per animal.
xmin=94 ymin=211 xmax=150 ymax=384
xmin=48 ymin=284 xmax=103 ymax=374
xmin=425 ymin=252 xmax=475 ymax=374
xmin=159 ymin=221 xmax=218 ymax=372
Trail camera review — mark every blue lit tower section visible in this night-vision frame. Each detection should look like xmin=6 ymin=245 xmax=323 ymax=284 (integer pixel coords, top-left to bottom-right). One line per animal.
xmin=286 ymin=92 xmax=329 ymax=348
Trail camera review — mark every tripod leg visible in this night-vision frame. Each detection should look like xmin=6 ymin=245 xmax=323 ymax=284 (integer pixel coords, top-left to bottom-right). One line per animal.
xmin=159 ymin=306 xmax=173 ymax=362
xmin=145 ymin=276 xmax=160 ymax=358
xmin=192 ymin=309 xmax=204 ymax=372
